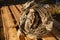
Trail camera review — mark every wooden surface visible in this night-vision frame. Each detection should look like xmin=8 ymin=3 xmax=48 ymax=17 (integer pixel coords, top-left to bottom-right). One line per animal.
xmin=1 ymin=4 xmax=60 ymax=40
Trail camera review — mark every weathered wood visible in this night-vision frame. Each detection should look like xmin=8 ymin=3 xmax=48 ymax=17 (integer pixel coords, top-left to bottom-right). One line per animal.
xmin=1 ymin=6 xmax=20 ymax=40
xmin=9 ymin=5 xmax=25 ymax=40
xmin=16 ymin=4 xmax=23 ymax=14
xmin=1 ymin=6 xmax=15 ymax=28
xmin=9 ymin=5 xmax=21 ymax=25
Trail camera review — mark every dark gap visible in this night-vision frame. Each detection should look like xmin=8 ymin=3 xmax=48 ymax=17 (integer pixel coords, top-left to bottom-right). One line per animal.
xmin=53 ymin=25 xmax=60 ymax=34
xmin=20 ymin=21 xmax=26 ymax=32
xmin=26 ymin=11 xmax=29 ymax=15
xmin=30 ymin=12 xmax=36 ymax=29
xmin=35 ymin=10 xmax=42 ymax=28
xmin=8 ymin=6 xmax=17 ymax=24
xmin=15 ymin=25 xmax=19 ymax=30
xmin=53 ymin=20 xmax=60 ymax=37
xmin=0 ymin=0 xmax=28 ymax=6
xmin=37 ymin=38 xmax=42 ymax=40
xmin=15 ymin=5 xmax=22 ymax=13
xmin=30 ymin=10 xmax=42 ymax=29
xmin=0 ymin=0 xmax=56 ymax=7
xmin=24 ymin=9 xmax=30 ymax=15
xmin=52 ymin=14 xmax=60 ymax=23
xmin=18 ymin=16 xmax=27 ymax=33
xmin=42 ymin=7 xmax=48 ymax=17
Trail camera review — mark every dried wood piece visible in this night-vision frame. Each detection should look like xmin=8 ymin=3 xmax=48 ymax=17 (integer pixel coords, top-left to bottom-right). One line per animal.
xmin=18 ymin=1 xmax=53 ymax=39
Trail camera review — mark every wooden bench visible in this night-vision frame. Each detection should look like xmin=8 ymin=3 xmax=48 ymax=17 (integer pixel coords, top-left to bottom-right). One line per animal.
xmin=0 ymin=4 xmax=60 ymax=40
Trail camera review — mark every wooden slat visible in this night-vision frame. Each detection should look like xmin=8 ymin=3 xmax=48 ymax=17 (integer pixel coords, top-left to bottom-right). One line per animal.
xmin=42 ymin=33 xmax=56 ymax=40
xmin=16 ymin=4 xmax=23 ymax=14
xmin=9 ymin=5 xmax=25 ymax=40
xmin=1 ymin=6 xmax=15 ymax=28
xmin=9 ymin=5 xmax=21 ymax=25
xmin=1 ymin=6 xmax=20 ymax=40
xmin=10 ymin=5 xmax=25 ymax=40
xmin=16 ymin=4 xmax=38 ymax=40
xmin=8 ymin=28 xmax=19 ymax=40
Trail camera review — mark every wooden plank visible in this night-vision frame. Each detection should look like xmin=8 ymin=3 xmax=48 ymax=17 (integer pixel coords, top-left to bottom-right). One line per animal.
xmin=15 ymin=4 xmax=23 ymax=14
xmin=9 ymin=5 xmax=21 ymax=25
xmin=8 ymin=28 xmax=20 ymax=40
xmin=1 ymin=12 xmax=8 ymax=40
xmin=1 ymin=6 xmax=20 ymax=40
xmin=1 ymin=6 xmax=15 ymax=28
xmin=9 ymin=5 xmax=25 ymax=40
xmin=42 ymin=33 xmax=56 ymax=40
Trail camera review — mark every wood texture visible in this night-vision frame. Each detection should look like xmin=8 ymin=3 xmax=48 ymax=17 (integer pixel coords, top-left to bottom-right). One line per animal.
xmin=1 ymin=5 xmax=60 ymax=40
xmin=1 ymin=6 xmax=20 ymax=40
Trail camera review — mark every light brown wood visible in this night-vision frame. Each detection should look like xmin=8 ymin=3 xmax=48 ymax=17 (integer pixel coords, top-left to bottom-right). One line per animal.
xmin=1 ymin=6 xmax=20 ymax=40
xmin=9 ymin=5 xmax=21 ymax=25
xmin=1 ymin=6 xmax=15 ymax=28
xmin=1 ymin=9 xmax=8 ymax=40
xmin=16 ymin=4 xmax=23 ymax=14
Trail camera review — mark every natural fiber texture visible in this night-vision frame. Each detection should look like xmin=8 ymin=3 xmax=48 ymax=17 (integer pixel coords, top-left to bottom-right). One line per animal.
xmin=18 ymin=1 xmax=53 ymax=39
